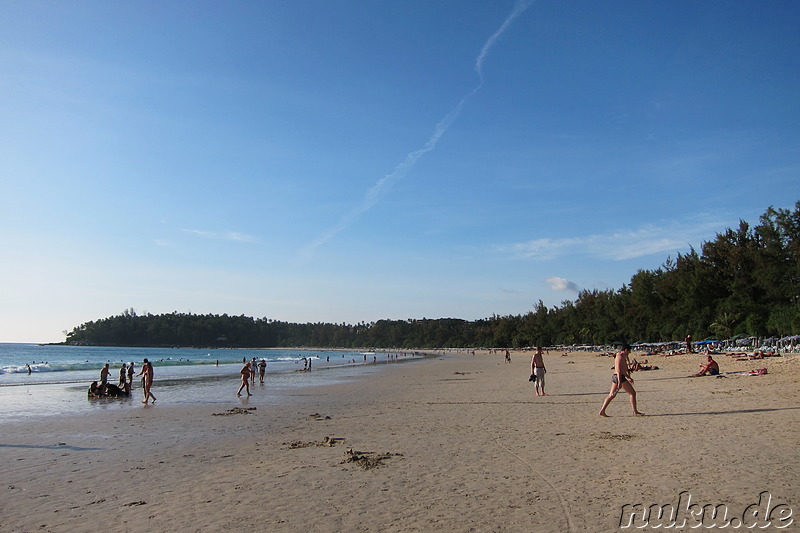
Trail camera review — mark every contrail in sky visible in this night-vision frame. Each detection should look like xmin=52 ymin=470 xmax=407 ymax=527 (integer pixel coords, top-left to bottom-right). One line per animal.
xmin=476 ymin=0 xmax=535 ymax=82
xmin=302 ymin=0 xmax=534 ymax=259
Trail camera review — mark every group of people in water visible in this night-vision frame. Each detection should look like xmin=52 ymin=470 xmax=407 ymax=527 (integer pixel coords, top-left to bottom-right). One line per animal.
xmin=88 ymin=358 xmax=156 ymax=403
xmin=237 ymin=357 xmax=268 ymax=396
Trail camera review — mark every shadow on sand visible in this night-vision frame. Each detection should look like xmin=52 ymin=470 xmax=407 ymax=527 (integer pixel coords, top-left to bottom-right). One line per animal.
xmin=0 ymin=443 xmax=104 ymax=451
xmin=647 ymin=406 xmax=800 ymax=417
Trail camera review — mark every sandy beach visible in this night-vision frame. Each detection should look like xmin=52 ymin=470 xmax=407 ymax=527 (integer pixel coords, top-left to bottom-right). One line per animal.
xmin=2 ymin=349 xmax=798 ymax=532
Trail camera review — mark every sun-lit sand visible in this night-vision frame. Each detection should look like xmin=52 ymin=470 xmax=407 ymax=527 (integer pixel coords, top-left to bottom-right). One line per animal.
xmin=2 ymin=349 xmax=798 ymax=532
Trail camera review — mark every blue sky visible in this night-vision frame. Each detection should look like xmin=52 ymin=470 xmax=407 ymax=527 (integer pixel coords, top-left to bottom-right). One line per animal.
xmin=2 ymin=0 xmax=799 ymax=343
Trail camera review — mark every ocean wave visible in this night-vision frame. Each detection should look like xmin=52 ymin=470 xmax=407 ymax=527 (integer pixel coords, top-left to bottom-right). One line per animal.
xmin=0 ymin=359 xmax=240 ymax=374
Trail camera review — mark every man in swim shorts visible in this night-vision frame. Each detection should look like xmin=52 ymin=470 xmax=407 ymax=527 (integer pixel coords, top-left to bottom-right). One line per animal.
xmin=530 ymin=346 xmax=547 ymax=396
xmin=599 ymin=343 xmax=644 ymax=417
xmin=694 ymin=355 xmax=720 ymax=376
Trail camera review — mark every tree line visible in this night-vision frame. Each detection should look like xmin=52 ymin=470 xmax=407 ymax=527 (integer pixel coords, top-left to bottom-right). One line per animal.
xmin=64 ymin=202 xmax=800 ymax=349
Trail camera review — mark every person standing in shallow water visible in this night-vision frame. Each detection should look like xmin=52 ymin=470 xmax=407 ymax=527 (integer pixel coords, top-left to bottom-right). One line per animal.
xmin=258 ymin=359 xmax=267 ymax=384
xmin=136 ymin=358 xmax=157 ymax=404
xmin=599 ymin=344 xmax=644 ymax=417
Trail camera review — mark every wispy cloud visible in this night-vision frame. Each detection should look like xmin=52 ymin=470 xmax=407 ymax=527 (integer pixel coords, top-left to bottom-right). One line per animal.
xmin=183 ymin=229 xmax=257 ymax=243
xmin=302 ymin=1 xmax=534 ymax=260
xmin=498 ymin=215 xmax=729 ymax=262
xmin=546 ymin=277 xmax=580 ymax=292
xmin=475 ymin=0 xmax=536 ymax=82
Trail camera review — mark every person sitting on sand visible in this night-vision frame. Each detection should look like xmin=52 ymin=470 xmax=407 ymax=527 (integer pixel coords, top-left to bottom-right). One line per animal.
xmin=237 ymin=362 xmax=252 ymax=396
xmin=102 ymin=382 xmax=129 ymax=398
xmin=88 ymin=381 xmax=104 ymax=398
xmin=694 ymin=355 xmax=720 ymax=376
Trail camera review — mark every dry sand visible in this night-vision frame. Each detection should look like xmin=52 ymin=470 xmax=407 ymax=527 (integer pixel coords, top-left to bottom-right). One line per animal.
xmin=2 ymin=349 xmax=798 ymax=532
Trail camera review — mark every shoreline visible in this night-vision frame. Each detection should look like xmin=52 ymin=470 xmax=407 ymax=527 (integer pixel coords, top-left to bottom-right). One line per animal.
xmin=0 ymin=349 xmax=441 ymax=426
xmin=2 ymin=349 xmax=797 ymax=532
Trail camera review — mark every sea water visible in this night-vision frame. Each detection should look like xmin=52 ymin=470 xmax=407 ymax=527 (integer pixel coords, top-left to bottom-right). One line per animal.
xmin=0 ymin=343 xmax=422 ymax=424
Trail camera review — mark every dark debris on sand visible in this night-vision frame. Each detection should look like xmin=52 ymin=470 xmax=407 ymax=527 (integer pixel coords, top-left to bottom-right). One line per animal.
xmin=598 ymin=431 xmax=636 ymax=441
xmin=213 ymin=407 xmax=257 ymax=416
xmin=286 ymin=436 xmax=344 ymax=449
xmin=341 ymin=448 xmax=404 ymax=470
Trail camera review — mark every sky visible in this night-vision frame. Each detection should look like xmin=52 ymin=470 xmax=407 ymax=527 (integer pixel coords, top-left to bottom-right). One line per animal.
xmin=1 ymin=0 xmax=799 ymax=343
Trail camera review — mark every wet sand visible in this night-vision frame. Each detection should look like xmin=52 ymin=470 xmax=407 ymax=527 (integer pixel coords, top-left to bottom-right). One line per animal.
xmin=2 ymin=349 xmax=798 ymax=532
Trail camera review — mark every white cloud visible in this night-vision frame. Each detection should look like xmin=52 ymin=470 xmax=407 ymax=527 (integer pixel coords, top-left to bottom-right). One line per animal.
xmin=498 ymin=215 xmax=728 ymax=262
xmin=546 ymin=277 xmax=580 ymax=292
xmin=183 ymin=229 xmax=257 ymax=243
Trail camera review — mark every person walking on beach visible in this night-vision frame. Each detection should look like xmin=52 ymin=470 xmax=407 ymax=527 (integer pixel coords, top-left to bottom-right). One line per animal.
xmin=237 ymin=362 xmax=252 ymax=396
xmin=100 ymin=363 xmax=110 ymax=385
xmin=136 ymin=358 xmax=157 ymax=404
xmin=530 ymin=346 xmax=547 ymax=396
xmin=119 ymin=363 xmax=127 ymax=388
xmin=251 ymin=357 xmax=258 ymax=384
xmin=127 ymin=362 xmax=134 ymax=388
xmin=599 ymin=344 xmax=644 ymax=417
xmin=258 ymin=359 xmax=266 ymax=384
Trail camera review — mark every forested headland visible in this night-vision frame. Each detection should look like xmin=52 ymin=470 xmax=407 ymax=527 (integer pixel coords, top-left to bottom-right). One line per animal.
xmin=64 ymin=203 xmax=800 ymax=349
